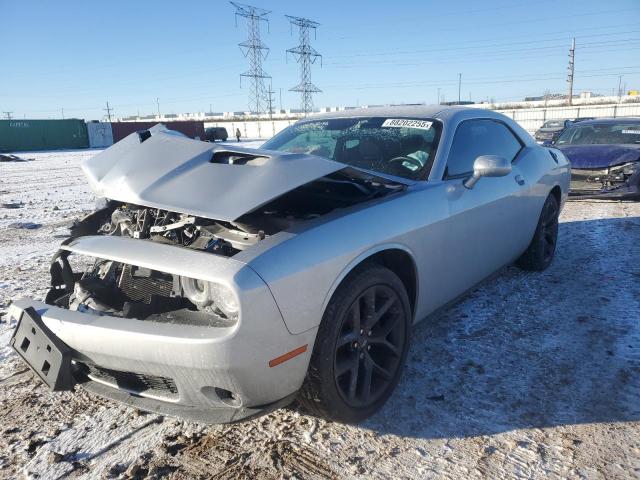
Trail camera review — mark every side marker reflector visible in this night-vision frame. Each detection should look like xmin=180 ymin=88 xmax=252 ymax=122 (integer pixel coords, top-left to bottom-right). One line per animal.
xmin=269 ymin=344 xmax=308 ymax=368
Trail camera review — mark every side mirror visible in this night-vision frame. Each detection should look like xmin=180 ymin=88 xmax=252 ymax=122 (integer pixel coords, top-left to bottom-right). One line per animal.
xmin=463 ymin=155 xmax=511 ymax=189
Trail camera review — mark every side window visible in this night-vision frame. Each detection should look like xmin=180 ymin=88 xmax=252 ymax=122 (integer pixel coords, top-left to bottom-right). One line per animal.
xmin=446 ymin=119 xmax=522 ymax=177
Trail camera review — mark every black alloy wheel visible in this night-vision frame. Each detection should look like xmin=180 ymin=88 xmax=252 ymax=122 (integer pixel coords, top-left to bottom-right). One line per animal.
xmin=334 ymin=285 xmax=406 ymax=408
xmin=298 ymin=264 xmax=411 ymax=423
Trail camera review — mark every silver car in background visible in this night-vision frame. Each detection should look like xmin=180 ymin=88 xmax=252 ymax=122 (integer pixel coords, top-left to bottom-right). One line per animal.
xmin=9 ymin=106 xmax=570 ymax=423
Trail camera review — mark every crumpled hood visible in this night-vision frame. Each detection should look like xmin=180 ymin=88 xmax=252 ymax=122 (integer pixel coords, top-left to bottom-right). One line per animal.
xmin=82 ymin=126 xmax=347 ymax=222
xmin=558 ymin=144 xmax=640 ymax=169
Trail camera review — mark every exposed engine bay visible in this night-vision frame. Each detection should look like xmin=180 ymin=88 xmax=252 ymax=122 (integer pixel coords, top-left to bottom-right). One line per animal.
xmin=46 ymin=168 xmax=404 ymax=323
xmin=70 ymin=168 xmax=403 ymax=257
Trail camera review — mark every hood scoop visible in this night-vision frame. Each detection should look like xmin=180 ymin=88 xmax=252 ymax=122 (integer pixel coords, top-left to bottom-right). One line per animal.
xmin=81 ymin=125 xmax=346 ymax=222
xmin=210 ymin=150 xmax=269 ymax=166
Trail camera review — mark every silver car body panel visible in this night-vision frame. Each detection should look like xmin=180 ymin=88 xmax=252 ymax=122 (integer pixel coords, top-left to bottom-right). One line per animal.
xmin=8 ymin=106 xmax=571 ymax=421
xmin=81 ymin=125 xmax=346 ymax=222
xmin=240 ymin=108 xmax=568 ymax=333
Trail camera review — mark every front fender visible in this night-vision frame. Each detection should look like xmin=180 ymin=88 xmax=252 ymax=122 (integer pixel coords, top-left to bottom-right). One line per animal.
xmin=318 ymin=242 xmax=418 ymax=323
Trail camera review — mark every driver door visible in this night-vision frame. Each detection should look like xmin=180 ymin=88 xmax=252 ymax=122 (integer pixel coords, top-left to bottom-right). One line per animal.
xmin=440 ymin=119 xmax=532 ymax=297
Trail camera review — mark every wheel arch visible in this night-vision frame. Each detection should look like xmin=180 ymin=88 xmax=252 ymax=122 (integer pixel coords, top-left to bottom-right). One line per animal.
xmin=549 ymin=184 xmax=561 ymax=206
xmin=321 ymin=244 xmax=419 ymax=321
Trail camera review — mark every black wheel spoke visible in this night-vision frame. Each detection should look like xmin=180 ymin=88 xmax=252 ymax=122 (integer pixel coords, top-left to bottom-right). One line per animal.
xmin=368 ymin=353 xmax=393 ymax=381
xmin=373 ymin=313 xmax=399 ymax=339
xmin=351 ymin=301 xmax=361 ymax=333
xmin=335 ymin=355 xmax=355 ymax=377
xmin=362 ymin=288 xmax=376 ymax=328
xmin=369 ymin=338 xmax=401 ymax=357
xmin=337 ymin=332 xmax=358 ymax=348
xmin=362 ymin=358 xmax=373 ymax=401
xmin=373 ymin=296 xmax=396 ymax=325
xmin=347 ymin=357 xmax=360 ymax=400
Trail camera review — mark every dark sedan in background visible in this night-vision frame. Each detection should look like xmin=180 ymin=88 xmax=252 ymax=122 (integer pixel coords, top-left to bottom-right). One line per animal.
xmin=554 ymin=118 xmax=640 ymax=198
xmin=534 ymin=119 xmax=573 ymax=144
xmin=535 ymin=117 xmax=595 ymax=145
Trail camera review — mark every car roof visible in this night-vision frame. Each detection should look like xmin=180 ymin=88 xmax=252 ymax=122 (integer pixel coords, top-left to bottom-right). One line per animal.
xmin=308 ymin=104 xmax=475 ymax=121
xmin=303 ymin=104 xmax=535 ymax=150
xmin=571 ymin=117 xmax=640 ymax=126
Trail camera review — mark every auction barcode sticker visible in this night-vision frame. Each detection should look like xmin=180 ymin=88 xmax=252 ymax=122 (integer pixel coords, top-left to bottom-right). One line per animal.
xmin=382 ymin=119 xmax=433 ymax=130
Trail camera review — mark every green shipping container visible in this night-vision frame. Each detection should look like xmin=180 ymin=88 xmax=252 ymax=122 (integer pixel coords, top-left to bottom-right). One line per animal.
xmin=0 ymin=119 xmax=89 ymax=152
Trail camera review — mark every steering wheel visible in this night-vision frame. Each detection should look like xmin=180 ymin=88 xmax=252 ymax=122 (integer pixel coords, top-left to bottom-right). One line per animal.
xmin=388 ymin=156 xmax=423 ymax=171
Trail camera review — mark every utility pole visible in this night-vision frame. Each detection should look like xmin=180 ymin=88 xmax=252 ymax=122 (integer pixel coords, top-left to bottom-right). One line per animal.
xmin=457 ymin=73 xmax=462 ymax=104
xmin=286 ymin=15 xmax=322 ymax=116
xmin=156 ymin=98 xmax=160 ymax=118
xmin=279 ymin=88 xmax=283 ymax=112
xmin=231 ymin=2 xmax=271 ymax=115
xmin=567 ymin=37 xmax=575 ymax=106
xmin=437 ymin=87 xmax=441 ymax=105
xmin=3 ymin=111 xmax=13 ymax=120
xmin=61 ymin=108 xmax=64 ymax=119
xmin=104 ymin=101 xmax=113 ymax=122
xmin=267 ymin=82 xmax=275 ymax=120
xmin=617 ymin=75 xmax=623 ymax=101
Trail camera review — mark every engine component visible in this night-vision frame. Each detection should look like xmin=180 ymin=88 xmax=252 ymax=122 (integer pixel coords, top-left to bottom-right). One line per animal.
xmin=118 ymin=264 xmax=174 ymax=304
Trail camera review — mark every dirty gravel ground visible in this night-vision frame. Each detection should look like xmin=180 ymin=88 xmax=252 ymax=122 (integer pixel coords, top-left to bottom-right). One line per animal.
xmin=1 ymin=149 xmax=639 ymax=479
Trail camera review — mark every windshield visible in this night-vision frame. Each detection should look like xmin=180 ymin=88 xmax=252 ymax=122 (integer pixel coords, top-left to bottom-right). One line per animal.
xmin=556 ymin=122 xmax=640 ymax=146
xmin=262 ymin=117 xmax=442 ymax=180
xmin=542 ymin=120 xmax=565 ymax=129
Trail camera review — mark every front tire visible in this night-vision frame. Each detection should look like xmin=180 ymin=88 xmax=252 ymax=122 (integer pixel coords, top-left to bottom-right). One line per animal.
xmin=516 ymin=193 xmax=559 ymax=271
xmin=298 ymin=264 xmax=411 ymax=423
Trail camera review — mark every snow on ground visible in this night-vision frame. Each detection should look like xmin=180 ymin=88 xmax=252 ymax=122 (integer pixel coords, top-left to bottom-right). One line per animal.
xmin=1 ymin=147 xmax=639 ymax=479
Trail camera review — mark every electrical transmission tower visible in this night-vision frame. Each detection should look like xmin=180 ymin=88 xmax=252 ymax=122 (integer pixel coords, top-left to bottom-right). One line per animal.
xmin=231 ymin=2 xmax=271 ymax=115
xmin=286 ymin=15 xmax=321 ymax=116
xmin=104 ymin=101 xmax=113 ymax=122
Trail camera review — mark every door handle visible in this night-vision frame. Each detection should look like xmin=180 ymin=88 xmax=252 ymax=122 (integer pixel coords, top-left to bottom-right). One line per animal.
xmin=515 ymin=174 xmax=525 ymax=186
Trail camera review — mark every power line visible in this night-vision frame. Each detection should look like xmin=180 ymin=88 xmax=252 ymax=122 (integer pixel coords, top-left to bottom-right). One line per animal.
xmin=327 ymin=42 xmax=640 ymax=70
xmin=327 ymin=38 xmax=640 ymax=67
xmin=328 ymin=34 xmax=640 ymax=61
xmin=231 ymin=1 xmax=271 ymax=115
xmin=330 ymin=6 xmax=640 ymax=38
xmin=286 ymin=15 xmax=322 ymax=116
xmin=3 ymin=111 xmax=13 ymax=120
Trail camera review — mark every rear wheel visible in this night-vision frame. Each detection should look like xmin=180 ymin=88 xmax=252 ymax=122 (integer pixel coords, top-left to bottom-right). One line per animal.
xmin=298 ymin=264 xmax=411 ymax=423
xmin=516 ymin=193 xmax=559 ymax=271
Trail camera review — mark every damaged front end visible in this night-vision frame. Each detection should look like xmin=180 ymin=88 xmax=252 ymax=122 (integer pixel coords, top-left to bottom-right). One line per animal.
xmin=50 ymin=166 xmax=404 ymax=323
xmin=570 ymin=161 xmax=640 ymax=199
xmin=8 ymin=125 xmax=407 ymax=421
xmin=44 ymin=124 xmax=406 ymax=323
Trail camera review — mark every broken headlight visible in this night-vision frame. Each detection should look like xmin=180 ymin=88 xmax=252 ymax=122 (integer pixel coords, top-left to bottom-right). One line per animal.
xmin=180 ymin=277 xmax=239 ymax=321
xmin=609 ymin=162 xmax=639 ymax=179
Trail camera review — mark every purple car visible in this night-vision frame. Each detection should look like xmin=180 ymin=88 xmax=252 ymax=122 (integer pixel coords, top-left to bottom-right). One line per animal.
xmin=554 ymin=118 xmax=640 ymax=199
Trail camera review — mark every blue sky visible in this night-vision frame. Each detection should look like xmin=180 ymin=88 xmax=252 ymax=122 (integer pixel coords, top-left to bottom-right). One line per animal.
xmin=1 ymin=0 xmax=639 ymax=119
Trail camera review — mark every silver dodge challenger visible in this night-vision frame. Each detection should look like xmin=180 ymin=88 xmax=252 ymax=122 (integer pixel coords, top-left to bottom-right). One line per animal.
xmin=9 ymin=106 xmax=570 ymax=424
